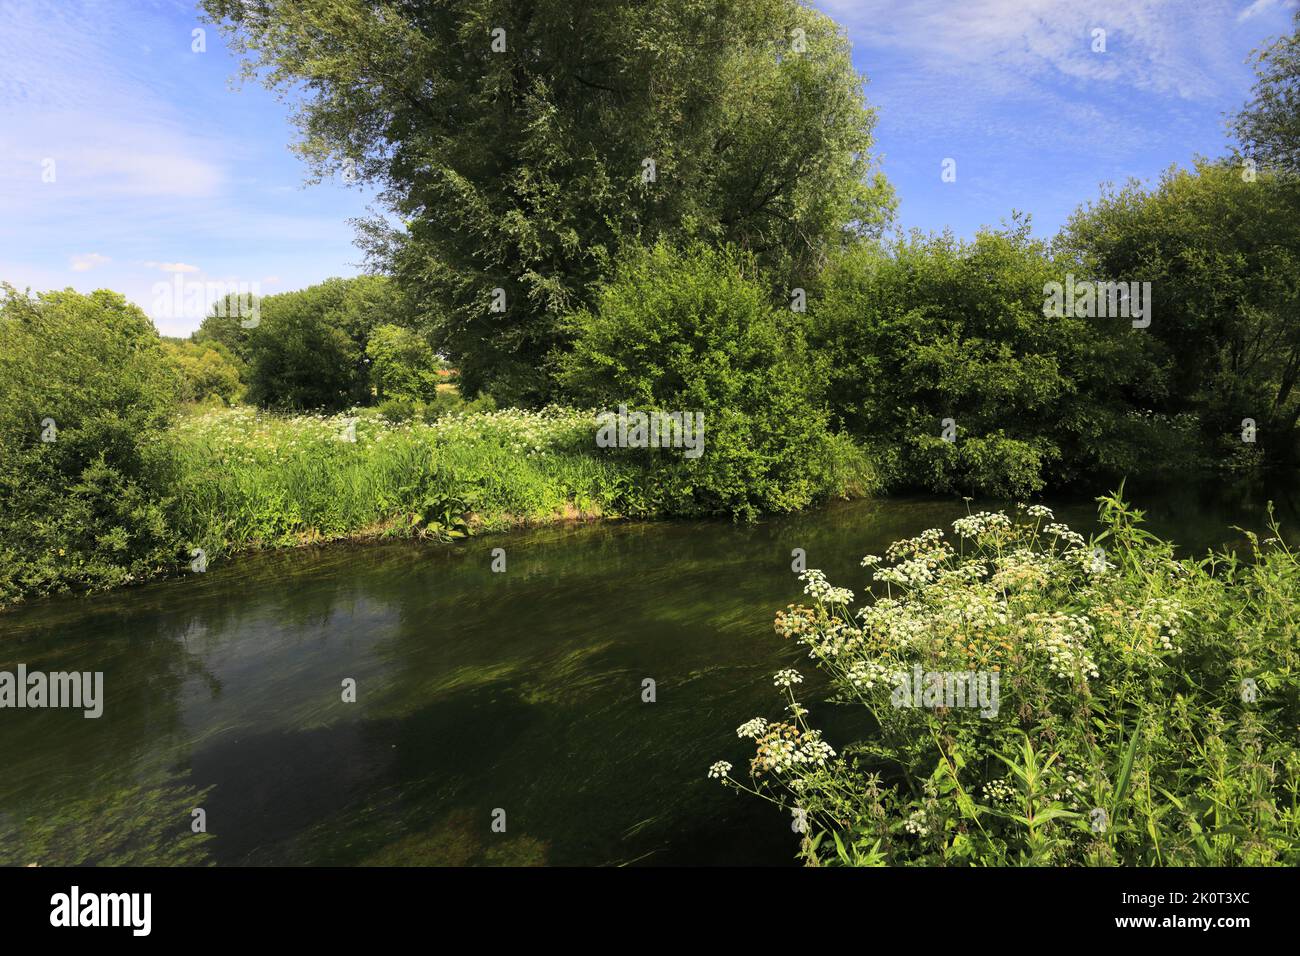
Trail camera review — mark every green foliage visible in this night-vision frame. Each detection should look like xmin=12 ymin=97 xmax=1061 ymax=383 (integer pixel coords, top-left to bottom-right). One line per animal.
xmin=192 ymin=292 xmax=260 ymax=364
xmin=367 ymin=323 xmax=440 ymax=402
xmin=558 ymin=241 xmax=867 ymax=517
xmin=812 ymin=223 xmax=1165 ymax=498
xmin=411 ymin=489 xmax=471 ymax=541
xmin=165 ymin=400 xmax=868 ymax=571
xmin=718 ymin=497 xmax=1300 ymax=866
xmin=0 ymin=285 xmax=183 ymax=604
xmin=1232 ymin=11 xmax=1300 ymax=175
xmin=243 ymin=275 xmax=409 ymax=410
xmin=168 ymin=406 xmax=624 ymax=555
xmin=376 ymin=387 xmax=496 ymax=424
xmin=1060 ymin=160 xmax=1300 ymax=468
xmin=161 ymin=338 xmax=244 ymax=405
xmin=202 ymin=0 xmax=894 ymax=404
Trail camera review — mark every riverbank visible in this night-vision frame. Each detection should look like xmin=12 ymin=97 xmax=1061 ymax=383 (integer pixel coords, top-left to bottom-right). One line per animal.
xmin=0 ymin=404 xmax=879 ymax=610
xmin=171 ymin=401 xmax=878 ymax=550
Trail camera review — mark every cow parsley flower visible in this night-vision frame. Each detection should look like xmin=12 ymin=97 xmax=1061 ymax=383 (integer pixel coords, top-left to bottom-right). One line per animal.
xmin=799 ymin=569 xmax=854 ymax=605
xmin=952 ymin=512 xmax=1012 ymax=539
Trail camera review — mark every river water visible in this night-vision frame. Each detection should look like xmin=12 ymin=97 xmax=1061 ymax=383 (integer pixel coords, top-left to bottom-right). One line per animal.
xmin=1 ymin=481 xmax=1295 ymax=866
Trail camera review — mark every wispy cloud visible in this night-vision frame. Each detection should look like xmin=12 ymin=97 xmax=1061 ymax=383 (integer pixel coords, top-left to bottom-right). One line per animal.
xmin=814 ymin=0 xmax=1291 ymax=239
xmin=143 ymin=261 xmax=201 ymax=273
xmin=1238 ymin=0 xmax=1297 ymax=22
xmin=0 ymin=1 xmax=226 ymax=202
xmin=822 ymin=0 xmax=1246 ymax=100
xmin=70 ymin=252 xmax=109 ymax=272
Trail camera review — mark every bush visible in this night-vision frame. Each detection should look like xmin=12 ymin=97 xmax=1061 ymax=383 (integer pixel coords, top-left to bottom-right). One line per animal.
xmin=161 ymin=338 xmax=244 ymax=404
xmin=366 ymin=323 xmax=440 ymax=403
xmin=1059 ymin=160 xmax=1300 ymax=470
xmin=376 ymin=396 xmax=420 ymax=423
xmin=0 ymin=286 xmax=183 ymax=605
xmin=811 ymin=225 xmax=1166 ymax=497
xmin=558 ymin=241 xmax=864 ymax=517
xmin=713 ymin=495 xmax=1300 ymax=865
xmin=241 ymin=276 xmax=411 ymax=411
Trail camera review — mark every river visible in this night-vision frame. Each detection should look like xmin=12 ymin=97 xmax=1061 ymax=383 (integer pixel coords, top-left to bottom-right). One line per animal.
xmin=1 ymin=481 xmax=1295 ymax=866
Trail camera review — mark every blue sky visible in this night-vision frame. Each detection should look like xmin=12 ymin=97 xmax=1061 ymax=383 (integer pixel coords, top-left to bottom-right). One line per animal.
xmin=1 ymin=0 xmax=1296 ymax=336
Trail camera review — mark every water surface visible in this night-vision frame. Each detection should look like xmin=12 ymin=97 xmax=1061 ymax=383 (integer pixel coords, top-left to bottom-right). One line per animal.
xmin=1 ymin=483 xmax=1295 ymax=866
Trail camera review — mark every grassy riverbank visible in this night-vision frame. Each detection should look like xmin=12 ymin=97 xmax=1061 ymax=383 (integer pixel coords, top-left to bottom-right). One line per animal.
xmin=170 ymin=405 xmax=628 ymax=553
xmin=0 ymin=403 xmax=879 ymax=609
xmin=171 ymin=404 xmax=878 ymax=557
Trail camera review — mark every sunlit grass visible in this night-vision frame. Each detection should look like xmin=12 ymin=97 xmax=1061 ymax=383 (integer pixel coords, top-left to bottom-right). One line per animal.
xmin=169 ymin=405 xmax=634 ymax=560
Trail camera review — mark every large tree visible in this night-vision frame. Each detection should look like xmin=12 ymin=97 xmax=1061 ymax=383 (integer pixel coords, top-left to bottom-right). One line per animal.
xmin=1059 ymin=161 xmax=1300 ymax=466
xmin=240 ymin=275 xmax=407 ymax=410
xmin=202 ymin=0 xmax=894 ymax=404
xmin=1233 ymin=11 xmax=1300 ymax=175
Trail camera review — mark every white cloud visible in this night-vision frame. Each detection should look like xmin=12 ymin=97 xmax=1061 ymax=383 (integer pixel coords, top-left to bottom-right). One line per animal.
xmin=1237 ymin=0 xmax=1292 ymax=21
xmin=819 ymin=0 xmax=1242 ymax=100
xmin=143 ymin=261 xmax=202 ymax=273
xmin=69 ymin=252 xmax=109 ymax=272
xmin=0 ymin=0 xmax=226 ymax=209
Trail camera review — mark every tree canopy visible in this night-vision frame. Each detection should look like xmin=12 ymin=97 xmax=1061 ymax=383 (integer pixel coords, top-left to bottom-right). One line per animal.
xmin=1059 ymin=160 xmax=1300 ymax=465
xmin=1233 ymin=11 xmax=1300 ymax=175
xmin=201 ymin=0 xmax=895 ymax=404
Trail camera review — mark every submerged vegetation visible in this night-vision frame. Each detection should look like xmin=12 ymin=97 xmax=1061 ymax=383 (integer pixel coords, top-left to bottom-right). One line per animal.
xmin=715 ymin=495 xmax=1300 ymax=865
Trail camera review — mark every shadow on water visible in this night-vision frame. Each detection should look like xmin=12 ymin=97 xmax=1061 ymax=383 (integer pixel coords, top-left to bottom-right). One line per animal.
xmin=1 ymin=479 xmax=1295 ymax=865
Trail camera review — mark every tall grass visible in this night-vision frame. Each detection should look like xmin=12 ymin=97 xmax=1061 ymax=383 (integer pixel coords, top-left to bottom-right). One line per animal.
xmin=168 ymin=405 xmax=879 ymax=567
xmin=170 ymin=406 xmax=630 ymax=557
xmin=713 ymin=494 xmax=1300 ymax=866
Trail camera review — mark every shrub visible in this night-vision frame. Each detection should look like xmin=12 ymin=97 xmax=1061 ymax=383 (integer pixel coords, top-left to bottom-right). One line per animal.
xmin=1059 ymin=160 xmax=1300 ymax=470
xmin=366 ymin=323 xmax=440 ymax=403
xmin=161 ymin=338 xmax=244 ymax=404
xmin=0 ymin=286 xmax=183 ymax=605
xmin=811 ymin=225 xmax=1166 ymax=497
xmin=376 ymin=396 xmax=420 ymax=423
xmin=558 ymin=241 xmax=861 ymax=517
xmin=713 ymin=495 xmax=1300 ymax=865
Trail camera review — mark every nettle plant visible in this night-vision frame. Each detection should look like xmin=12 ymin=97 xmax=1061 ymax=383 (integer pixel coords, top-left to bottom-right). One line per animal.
xmin=712 ymin=493 xmax=1300 ymax=865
